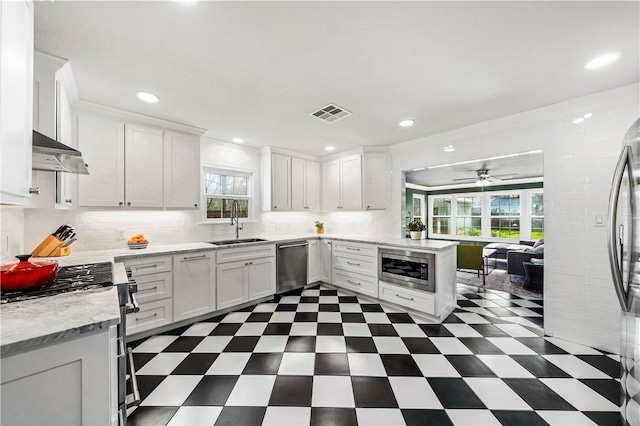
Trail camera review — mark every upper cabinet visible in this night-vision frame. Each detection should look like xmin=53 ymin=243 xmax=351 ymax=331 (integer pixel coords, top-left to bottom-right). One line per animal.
xmin=163 ymin=131 xmax=200 ymax=209
xmin=261 ymin=147 xmax=320 ymax=212
xmin=0 ymin=0 xmax=34 ymax=205
xmin=362 ymin=150 xmax=390 ymax=210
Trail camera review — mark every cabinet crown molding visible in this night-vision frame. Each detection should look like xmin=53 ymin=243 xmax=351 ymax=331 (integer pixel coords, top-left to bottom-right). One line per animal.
xmin=260 ymin=146 xmax=321 ymax=162
xmin=321 ymin=146 xmax=389 ymax=162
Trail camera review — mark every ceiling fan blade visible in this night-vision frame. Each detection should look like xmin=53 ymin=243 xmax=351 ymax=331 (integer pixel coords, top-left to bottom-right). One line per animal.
xmin=452 ymin=177 xmax=477 ymax=182
xmin=490 ymin=173 xmax=519 ymax=180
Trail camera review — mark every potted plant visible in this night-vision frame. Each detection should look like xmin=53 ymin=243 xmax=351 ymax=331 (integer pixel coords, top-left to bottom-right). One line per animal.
xmin=314 ymin=220 xmax=325 ymax=234
xmin=407 ymin=218 xmax=426 ymax=240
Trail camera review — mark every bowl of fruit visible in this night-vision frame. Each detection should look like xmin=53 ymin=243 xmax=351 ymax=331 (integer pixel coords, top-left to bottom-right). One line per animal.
xmin=127 ymin=234 xmax=149 ymax=249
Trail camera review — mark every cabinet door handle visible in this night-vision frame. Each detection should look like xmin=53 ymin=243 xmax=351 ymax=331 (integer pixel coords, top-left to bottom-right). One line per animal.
xmin=395 ymin=293 xmax=414 ymax=301
xmin=249 ymin=261 xmax=253 ymax=265
xmin=134 ymin=264 xmax=158 ymax=270
xmin=194 ymin=203 xmax=198 ymax=207
xmin=183 ymin=254 xmax=206 ymax=261
xmin=273 ymin=206 xmax=278 ymax=209
xmin=138 ymin=286 xmax=158 ymax=293
xmin=347 ymin=279 xmax=361 ymax=286
xmin=127 ymin=202 xmax=132 ymax=206
xmin=135 ymin=313 xmax=158 ymax=322
xmin=346 ymin=261 xmax=361 ymax=266
xmin=65 ymin=199 xmax=72 ymax=203
xmin=347 ymin=247 xmax=360 ymax=251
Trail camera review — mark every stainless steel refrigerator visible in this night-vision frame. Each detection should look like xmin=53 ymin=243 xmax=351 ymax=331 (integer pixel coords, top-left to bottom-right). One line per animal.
xmin=608 ymin=117 xmax=640 ymax=426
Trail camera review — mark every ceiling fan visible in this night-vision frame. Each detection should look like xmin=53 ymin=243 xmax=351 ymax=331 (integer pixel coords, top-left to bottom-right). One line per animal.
xmin=452 ymin=169 xmax=519 ymax=186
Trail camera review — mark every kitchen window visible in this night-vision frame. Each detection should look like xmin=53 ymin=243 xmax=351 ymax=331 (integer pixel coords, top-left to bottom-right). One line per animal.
xmin=204 ymin=168 xmax=253 ymax=221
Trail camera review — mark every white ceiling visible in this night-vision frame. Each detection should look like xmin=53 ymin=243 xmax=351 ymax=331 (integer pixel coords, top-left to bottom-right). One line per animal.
xmin=34 ymin=1 xmax=639 ymax=157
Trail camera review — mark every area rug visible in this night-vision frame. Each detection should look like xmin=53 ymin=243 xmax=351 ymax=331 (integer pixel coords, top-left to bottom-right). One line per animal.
xmin=456 ymin=262 xmax=543 ymax=298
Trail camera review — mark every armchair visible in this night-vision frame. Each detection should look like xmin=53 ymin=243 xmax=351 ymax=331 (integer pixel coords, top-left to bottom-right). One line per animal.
xmin=457 ymin=245 xmax=486 ymax=286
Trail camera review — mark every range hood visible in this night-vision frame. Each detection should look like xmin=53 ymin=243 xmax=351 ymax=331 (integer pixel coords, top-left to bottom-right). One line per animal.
xmin=32 ymin=130 xmax=89 ymax=174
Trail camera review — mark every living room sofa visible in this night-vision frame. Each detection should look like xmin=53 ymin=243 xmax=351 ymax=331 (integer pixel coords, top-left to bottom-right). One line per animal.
xmin=485 ymin=239 xmax=544 ymax=276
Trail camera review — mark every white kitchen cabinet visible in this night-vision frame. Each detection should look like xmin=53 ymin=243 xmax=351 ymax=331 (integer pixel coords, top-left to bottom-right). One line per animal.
xmin=332 ymin=241 xmax=378 ymax=297
xmin=292 ymin=157 xmax=320 ymax=210
xmin=163 ymin=131 xmax=200 ymax=209
xmin=362 ymin=149 xmax=390 ymax=210
xmin=322 ymin=155 xmax=362 ymax=210
xmin=320 ymin=239 xmax=333 ymax=283
xmin=308 ymin=239 xmax=321 ymax=284
xmin=269 ymin=153 xmax=291 ymax=211
xmin=217 ymin=260 xmax=250 ymax=310
xmin=1 ymin=326 xmax=117 ymax=426
xmin=0 ymin=0 xmax=34 ymax=205
xmin=124 ymin=124 xmax=164 ymax=208
xmin=248 ymin=256 xmax=276 ymax=299
xmin=173 ymin=251 xmax=216 ymax=322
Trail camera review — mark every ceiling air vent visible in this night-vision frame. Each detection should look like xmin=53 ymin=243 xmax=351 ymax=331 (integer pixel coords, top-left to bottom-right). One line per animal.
xmin=310 ymin=104 xmax=351 ymax=123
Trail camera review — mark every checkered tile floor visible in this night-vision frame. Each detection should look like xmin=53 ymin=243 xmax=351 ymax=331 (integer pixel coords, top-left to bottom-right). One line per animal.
xmin=128 ymin=284 xmax=621 ymax=426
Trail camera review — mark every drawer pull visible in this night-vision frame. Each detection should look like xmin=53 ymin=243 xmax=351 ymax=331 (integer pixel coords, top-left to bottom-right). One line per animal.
xmin=346 ymin=261 xmax=361 ymax=266
xmin=138 ymin=286 xmax=158 ymax=293
xmin=183 ymin=254 xmax=206 ymax=261
xmin=135 ymin=313 xmax=158 ymax=322
xmin=347 ymin=247 xmax=360 ymax=251
xmin=347 ymin=279 xmax=362 ymax=286
xmin=134 ymin=264 xmax=158 ymax=270
xmin=395 ymin=293 xmax=415 ymax=301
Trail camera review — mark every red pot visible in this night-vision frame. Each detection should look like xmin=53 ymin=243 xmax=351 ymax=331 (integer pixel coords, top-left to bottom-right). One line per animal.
xmin=1 ymin=255 xmax=59 ymax=292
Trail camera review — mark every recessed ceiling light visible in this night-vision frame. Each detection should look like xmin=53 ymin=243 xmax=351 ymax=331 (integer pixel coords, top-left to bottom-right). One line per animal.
xmin=443 ymin=145 xmax=455 ymax=152
xmin=231 ymin=137 xmax=244 ymax=144
xmin=584 ymin=52 xmax=621 ymax=70
xmin=584 ymin=113 xmax=592 ymax=118
xmin=412 ymin=167 xmax=425 ymax=171
xmin=572 ymin=117 xmax=585 ymax=124
xmin=136 ymin=91 xmax=159 ymax=103
xmin=399 ymin=119 xmax=415 ymax=127
xmin=325 ymin=146 xmax=335 ymax=151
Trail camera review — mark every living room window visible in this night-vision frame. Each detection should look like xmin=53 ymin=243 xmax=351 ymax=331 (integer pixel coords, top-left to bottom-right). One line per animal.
xmin=531 ymin=192 xmax=544 ymax=239
xmin=456 ymin=196 xmax=482 ymax=236
xmin=203 ymin=168 xmax=252 ymax=221
xmin=490 ymin=194 xmax=521 ymax=239
xmin=431 ymin=197 xmax=451 ymax=235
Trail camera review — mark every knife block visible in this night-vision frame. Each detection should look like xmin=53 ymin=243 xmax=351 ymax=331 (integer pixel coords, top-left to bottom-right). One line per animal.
xmin=49 ymin=246 xmax=71 ymax=257
xmin=31 ymin=235 xmax=67 ymax=257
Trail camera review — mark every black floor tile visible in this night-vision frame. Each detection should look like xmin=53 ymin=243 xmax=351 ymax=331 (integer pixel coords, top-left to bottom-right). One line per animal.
xmin=387 ymin=313 xmax=415 ymax=323
xmin=457 ymin=300 xmax=480 ymax=308
xmin=204 ymin=313 xmax=227 ymax=322
xmin=361 ymin=303 xmax=384 ymax=312
xmin=427 ymin=377 xmax=486 ymax=409
xmin=268 ymin=375 xmax=313 ymax=406
xmin=294 ymin=312 xmax=318 ymax=322
xmin=529 ymin=307 xmax=544 ymax=315
xmin=285 ymin=336 xmax=316 ymax=352
xmin=580 ymin=379 xmax=622 ymax=405
xmin=319 ymin=304 xmax=340 ymax=312
xmin=578 ymin=355 xmax=621 ymax=378
xmin=504 ymin=378 xmax=576 ymax=410
xmin=263 ymin=323 xmax=292 ymax=335
xmin=351 ymin=376 xmax=398 ymax=408
xmin=132 ymin=352 xmax=157 ymax=370
xmin=338 ymin=296 xmax=359 ymax=303
xmin=300 ymin=296 xmax=319 ymax=303
xmin=222 ymin=336 xmax=260 ymax=352
xmin=314 ymin=353 xmax=350 ymax=375
xmin=341 ymin=313 xmax=366 ymax=323
xmin=275 ymin=303 xmax=297 ymax=311
xmin=459 ymin=337 xmax=504 ymax=354
xmin=172 ymin=353 xmax=218 ymax=375
xmin=368 ymin=324 xmax=399 ymax=336
xmin=418 ymin=324 xmax=454 ymax=337
xmin=485 ymin=307 xmax=519 ymax=317
xmin=162 ymin=336 xmax=205 ymax=352
xmin=183 ymin=376 xmax=238 ymax=406
xmin=242 ymin=353 xmax=282 ymax=375
xmin=320 ymin=289 xmax=338 ymax=296
xmin=128 ymin=406 xmax=178 ymax=426
xmin=159 ymin=324 xmax=192 ymax=336
xmin=214 ymin=406 xmax=265 ymax=426
xmin=311 ymin=407 xmax=357 ymax=426
xmin=209 ymin=323 xmax=242 ymax=336
xmin=380 ymin=354 xmax=423 ymax=376
xmin=446 ymin=355 xmax=497 ymax=376
xmin=516 ymin=337 xmax=567 ymax=354
xmin=345 ymin=337 xmax=378 ymax=353
xmin=402 ymin=337 xmax=441 ymax=354
xmin=317 ymin=323 xmax=344 ymax=335
xmin=512 ymin=355 xmax=572 ymax=378
xmin=583 ymin=411 xmax=623 ymax=426
xmin=527 ymin=317 xmax=544 ymax=327
xmin=246 ymin=312 xmax=272 ymax=322
xmin=135 ymin=375 xmax=167 ymax=401
xmin=492 ymin=410 xmax=548 ymax=426
xmin=401 ymin=409 xmax=453 ymax=426
xmin=488 ymin=299 xmax=519 ymax=307
xmin=443 ymin=314 xmax=465 ymax=323
xmin=236 ymin=304 xmax=257 ymax=312
xmin=468 ymin=324 xmax=510 ymax=337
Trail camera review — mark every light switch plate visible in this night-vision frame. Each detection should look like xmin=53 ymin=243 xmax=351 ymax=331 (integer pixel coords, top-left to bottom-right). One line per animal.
xmin=594 ymin=214 xmax=606 ymax=227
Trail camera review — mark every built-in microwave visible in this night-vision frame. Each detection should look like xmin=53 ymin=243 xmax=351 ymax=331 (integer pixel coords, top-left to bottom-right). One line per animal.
xmin=379 ymin=248 xmax=435 ymax=293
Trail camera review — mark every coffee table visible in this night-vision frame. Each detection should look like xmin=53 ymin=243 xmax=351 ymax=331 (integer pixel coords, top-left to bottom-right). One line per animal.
xmin=483 ymin=248 xmax=497 ymax=275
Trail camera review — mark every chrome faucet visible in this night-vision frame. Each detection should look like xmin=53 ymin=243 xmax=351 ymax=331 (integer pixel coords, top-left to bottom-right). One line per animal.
xmin=230 ymin=199 xmax=243 ymax=239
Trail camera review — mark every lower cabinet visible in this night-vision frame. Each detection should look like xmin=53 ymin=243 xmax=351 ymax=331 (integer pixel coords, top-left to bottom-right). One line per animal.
xmin=1 ymin=326 xmax=118 ymax=426
xmin=249 ymin=256 xmax=276 ymax=299
xmin=173 ymin=252 xmax=216 ymax=322
xmin=308 ymin=239 xmax=321 ymax=284
xmin=321 ymin=239 xmax=333 ymax=282
xmin=332 ymin=241 xmax=377 ymax=297
xmin=379 ymin=281 xmax=435 ymax=314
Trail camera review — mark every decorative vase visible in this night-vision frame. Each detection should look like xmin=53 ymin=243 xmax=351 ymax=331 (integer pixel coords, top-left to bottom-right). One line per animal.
xmin=316 ymin=227 xmax=325 ymax=234
xmin=410 ymin=231 xmax=422 ymax=240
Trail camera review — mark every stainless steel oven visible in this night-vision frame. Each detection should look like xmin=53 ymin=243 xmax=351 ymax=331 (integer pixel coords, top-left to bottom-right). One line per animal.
xmin=379 ymin=248 xmax=435 ymax=293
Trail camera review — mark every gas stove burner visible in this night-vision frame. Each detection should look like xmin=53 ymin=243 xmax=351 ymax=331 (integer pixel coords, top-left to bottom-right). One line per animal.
xmin=1 ymin=262 xmax=114 ymax=304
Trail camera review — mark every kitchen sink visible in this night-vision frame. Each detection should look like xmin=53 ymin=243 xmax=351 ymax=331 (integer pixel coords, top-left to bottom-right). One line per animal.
xmin=208 ymin=238 xmax=268 ymax=246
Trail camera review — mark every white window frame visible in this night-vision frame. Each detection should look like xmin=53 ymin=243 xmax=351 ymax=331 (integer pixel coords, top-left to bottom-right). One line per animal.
xmin=530 ymin=191 xmax=544 ymax=239
xmin=455 ymin=194 xmax=483 ymax=237
xmin=201 ymin=165 xmax=256 ymax=224
xmin=430 ymin=195 xmax=453 ymax=237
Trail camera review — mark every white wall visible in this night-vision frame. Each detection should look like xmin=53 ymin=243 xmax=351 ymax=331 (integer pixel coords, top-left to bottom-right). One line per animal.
xmin=388 ymin=84 xmax=639 ymax=353
xmin=0 ymin=206 xmax=25 ymax=262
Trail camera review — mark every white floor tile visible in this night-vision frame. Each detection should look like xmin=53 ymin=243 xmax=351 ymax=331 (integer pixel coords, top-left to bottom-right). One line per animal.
xmin=342 ymin=323 xmax=372 ymax=336
xmin=311 ymin=376 xmax=355 ymax=407
xmin=372 ymin=336 xmax=410 ymax=354
xmin=445 ymin=409 xmax=501 ymax=425
xmin=192 ymin=336 xmax=233 ymax=353
xmin=297 ymin=303 xmax=319 ymax=312
xmin=461 ymin=307 xmax=498 ymax=317
xmin=269 ymin=312 xmax=296 ymax=323
xmin=339 ymin=303 xmax=363 ymax=312
xmin=536 ymin=411 xmax=598 ymax=426
xmin=252 ymin=303 xmax=278 ymax=312
xmin=347 ymin=353 xmax=387 ymax=376
xmin=225 ymin=375 xmax=276 ymax=406
xmin=477 ymin=355 xmax=535 ymax=378
xmin=542 ymin=355 xmax=611 ymax=379
xmin=278 ymin=352 xmax=315 ymax=375
xmin=453 ymin=312 xmax=490 ymax=324
xmin=544 ymin=337 xmax=603 ymax=355
xmin=429 ymin=338 xmax=474 ymax=355
xmin=289 ymin=322 xmax=318 ymax=336
xmin=302 ymin=289 xmax=320 ymax=296
xmin=279 ymin=295 xmax=300 ymax=304
xmin=505 ymin=306 xmax=542 ymax=317
xmin=167 ymin=406 xmax=223 ymax=426
xmin=443 ymin=324 xmax=484 ymax=338
xmin=136 ymin=353 xmax=189 ymax=375
xmin=355 ymin=408 xmax=406 ymax=426
xmin=220 ymin=312 xmax=251 ymax=323
xmin=465 ymin=299 xmax=501 ymax=308
xmin=317 ymin=311 xmax=342 ymax=323
xmin=495 ymin=323 xmax=539 ymax=337
xmin=487 ymin=338 xmax=537 ymax=355
xmin=464 ymin=378 xmax=532 ymax=410
xmin=316 ymin=336 xmax=346 ymax=353
xmin=319 ymin=295 xmax=339 ymax=304
xmin=132 ymin=335 xmax=178 ymax=353
xmin=412 ymin=354 xmax=461 ymax=377
xmin=381 ymin=304 xmax=404 ymax=313
xmin=180 ymin=322 xmax=217 ymax=336
xmin=389 ymin=377 xmax=442 ymax=409
xmin=409 ymin=313 xmax=439 ymax=324
xmin=235 ymin=322 xmax=268 ymax=336
xmin=363 ymin=312 xmax=392 ymax=324
xmin=511 ymin=299 xmax=544 ymax=308
xmin=253 ymin=335 xmax=289 ymax=353
xmin=262 ymin=407 xmax=311 ymax=426
xmin=205 ymin=352 xmax=251 ymax=375
xmin=540 ymin=378 xmax=619 ymax=411
xmin=392 ymin=323 xmax=427 ymax=337
xmin=140 ymin=376 xmax=202 ymax=406
xmin=501 ymin=316 xmax=542 ymax=328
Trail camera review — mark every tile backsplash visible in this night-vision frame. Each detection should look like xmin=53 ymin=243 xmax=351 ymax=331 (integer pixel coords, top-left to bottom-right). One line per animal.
xmin=0 ymin=206 xmax=25 ymax=262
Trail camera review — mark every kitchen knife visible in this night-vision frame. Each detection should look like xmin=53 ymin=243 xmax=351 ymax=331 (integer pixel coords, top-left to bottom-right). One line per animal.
xmin=52 ymin=225 xmax=66 ymax=237
xmin=61 ymin=238 xmax=76 ymax=248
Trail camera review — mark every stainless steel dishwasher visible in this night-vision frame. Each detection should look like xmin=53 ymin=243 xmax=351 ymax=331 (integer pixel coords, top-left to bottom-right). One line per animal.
xmin=276 ymin=241 xmax=309 ymax=294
